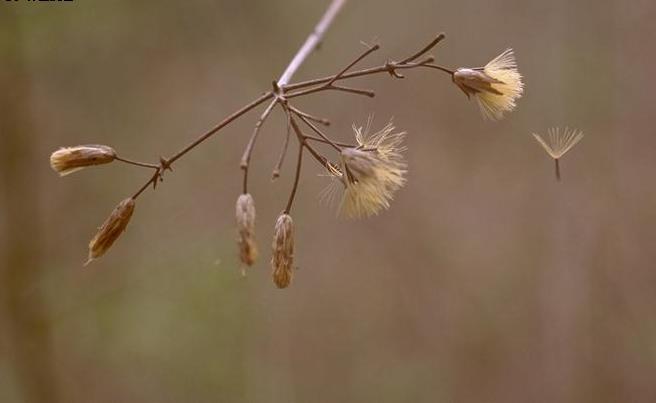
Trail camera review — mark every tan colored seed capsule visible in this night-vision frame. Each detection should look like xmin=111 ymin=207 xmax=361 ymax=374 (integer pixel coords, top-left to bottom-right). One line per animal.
xmin=50 ymin=145 xmax=117 ymax=176
xmin=86 ymin=198 xmax=135 ymax=265
xmin=236 ymin=193 xmax=258 ymax=270
xmin=271 ymin=213 xmax=294 ymax=288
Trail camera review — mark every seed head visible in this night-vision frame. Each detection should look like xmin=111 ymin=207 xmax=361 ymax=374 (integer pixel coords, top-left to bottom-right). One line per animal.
xmin=235 ymin=193 xmax=258 ymax=270
xmin=86 ymin=198 xmax=136 ymax=265
xmin=271 ymin=213 xmax=294 ymax=289
xmin=330 ymin=120 xmax=406 ymax=219
xmin=50 ymin=145 xmax=117 ymax=176
xmin=453 ymin=48 xmax=524 ymax=120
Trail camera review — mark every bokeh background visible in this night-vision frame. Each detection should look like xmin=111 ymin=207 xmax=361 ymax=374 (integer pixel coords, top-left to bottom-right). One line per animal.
xmin=2 ymin=0 xmax=656 ymax=402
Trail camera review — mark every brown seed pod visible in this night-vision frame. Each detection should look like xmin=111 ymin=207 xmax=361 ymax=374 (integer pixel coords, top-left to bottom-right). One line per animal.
xmin=271 ymin=213 xmax=294 ymax=288
xmin=236 ymin=193 xmax=258 ymax=269
xmin=50 ymin=145 xmax=117 ymax=176
xmin=86 ymin=198 xmax=136 ymax=265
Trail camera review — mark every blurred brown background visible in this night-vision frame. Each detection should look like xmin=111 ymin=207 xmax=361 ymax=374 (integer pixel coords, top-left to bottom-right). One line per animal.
xmin=1 ymin=0 xmax=655 ymax=402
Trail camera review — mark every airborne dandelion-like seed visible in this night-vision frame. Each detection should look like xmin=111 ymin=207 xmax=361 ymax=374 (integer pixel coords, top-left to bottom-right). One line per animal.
xmin=532 ymin=127 xmax=584 ymax=181
xmin=327 ymin=119 xmax=407 ymax=219
xmin=453 ymin=48 xmax=524 ymax=120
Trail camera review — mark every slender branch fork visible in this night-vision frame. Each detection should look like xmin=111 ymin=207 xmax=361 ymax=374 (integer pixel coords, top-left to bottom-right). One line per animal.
xmin=125 ymin=0 xmax=452 ymax=209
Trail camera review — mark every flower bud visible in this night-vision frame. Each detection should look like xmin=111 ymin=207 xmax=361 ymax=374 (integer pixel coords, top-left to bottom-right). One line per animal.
xmin=235 ymin=193 xmax=258 ymax=269
xmin=50 ymin=145 xmax=116 ymax=176
xmin=271 ymin=213 xmax=294 ymax=288
xmin=86 ymin=198 xmax=135 ymax=265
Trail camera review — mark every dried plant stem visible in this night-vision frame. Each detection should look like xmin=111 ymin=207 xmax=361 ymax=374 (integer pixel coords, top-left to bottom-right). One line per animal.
xmin=288 ymin=84 xmax=375 ymax=99
xmin=285 ymin=43 xmax=380 ymax=99
xmin=400 ymin=33 xmax=445 ymax=64
xmin=555 ymin=159 xmax=561 ymax=181
xmin=295 ymin=112 xmax=342 ymax=151
xmin=132 ymin=170 xmax=159 ymax=199
xmin=286 ymin=110 xmax=333 ymax=172
xmin=303 ymin=143 xmax=333 ymax=171
xmin=168 ymin=93 xmax=274 ymax=166
xmin=272 ymin=112 xmax=293 ymax=180
xmin=282 ymin=51 xmax=439 ymax=92
xmin=239 ymin=0 xmax=347 ymax=192
xmin=115 ymin=156 xmax=159 ymax=169
xmin=287 ymin=105 xmax=330 ymax=126
xmin=127 ymin=15 xmax=445 ymax=201
xmin=132 ymin=92 xmax=273 ymax=199
xmin=304 ymin=135 xmax=355 ymax=148
xmin=285 ymin=137 xmax=305 ymax=214
xmin=277 ymin=0 xmax=348 ymax=87
xmin=329 ymin=43 xmax=380 ymax=86
xmin=240 ymin=99 xmax=278 ymax=193
xmin=423 ymin=63 xmax=456 ymax=75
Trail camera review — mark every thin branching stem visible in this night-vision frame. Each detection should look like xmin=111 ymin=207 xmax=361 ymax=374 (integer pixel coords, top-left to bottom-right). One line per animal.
xmin=241 ymin=99 xmax=278 ymax=193
xmin=304 ymin=135 xmax=355 ymax=148
xmin=399 ymin=33 xmax=445 ymax=64
xmin=288 ymin=83 xmax=375 ymax=99
xmin=304 ymin=143 xmax=333 ymax=171
xmin=287 ymin=105 xmax=330 ymax=126
xmin=168 ymin=93 xmax=273 ymax=166
xmin=282 ymin=34 xmax=443 ymax=93
xmin=330 ymin=84 xmax=376 ymax=97
xmin=284 ymin=138 xmax=305 ymax=214
xmin=127 ymin=5 xmax=449 ymax=201
xmin=131 ymin=92 xmax=274 ymax=199
xmin=132 ymin=169 xmax=161 ymax=199
xmin=115 ymin=156 xmax=159 ymax=169
xmin=287 ymin=113 xmax=334 ymax=172
xmin=286 ymin=43 xmax=379 ymax=99
xmin=295 ymin=112 xmax=342 ymax=152
xmin=277 ymin=0 xmax=348 ymax=87
xmin=282 ymin=57 xmax=435 ymax=98
xmin=272 ymin=112 xmax=293 ymax=180
xmin=422 ymin=63 xmax=455 ymax=75
xmin=130 ymin=0 xmax=350 ymax=199
xmin=327 ymin=43 xmax=380 ymax=86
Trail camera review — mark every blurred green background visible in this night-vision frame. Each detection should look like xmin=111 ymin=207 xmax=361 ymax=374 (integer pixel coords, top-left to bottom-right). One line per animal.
xmin=1 ymin=0 xmax=655 ymax=402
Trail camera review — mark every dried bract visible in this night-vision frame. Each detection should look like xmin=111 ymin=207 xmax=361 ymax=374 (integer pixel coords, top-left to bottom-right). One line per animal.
xmin=271 ymin=213 xmax=294 ymax=288
xmin=86 ymin=198 xmax=136 ymax=265
xmin=333 ymin=121 xmax=406 ymax=219
xmin=236 ymin=193 xmax=258 ymax=269
xmin=50 ymin=145 xmax=116 ymax=176
xmin=453 ymin=48 xmax=524 ymax=120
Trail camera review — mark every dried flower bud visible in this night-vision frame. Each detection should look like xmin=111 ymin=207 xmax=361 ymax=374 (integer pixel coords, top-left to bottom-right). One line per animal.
xmin=235 ymin=193 xmax=258 ymax=270
xmin=50 ymin=145 xmax=117 ymax=176
xmin=452 ymin=49 xmax=523 ymax=120
xmin=271 ymin=213 xmax=294 ymax=289
xmin=86 ymin=198 xmax=135 ymax=265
